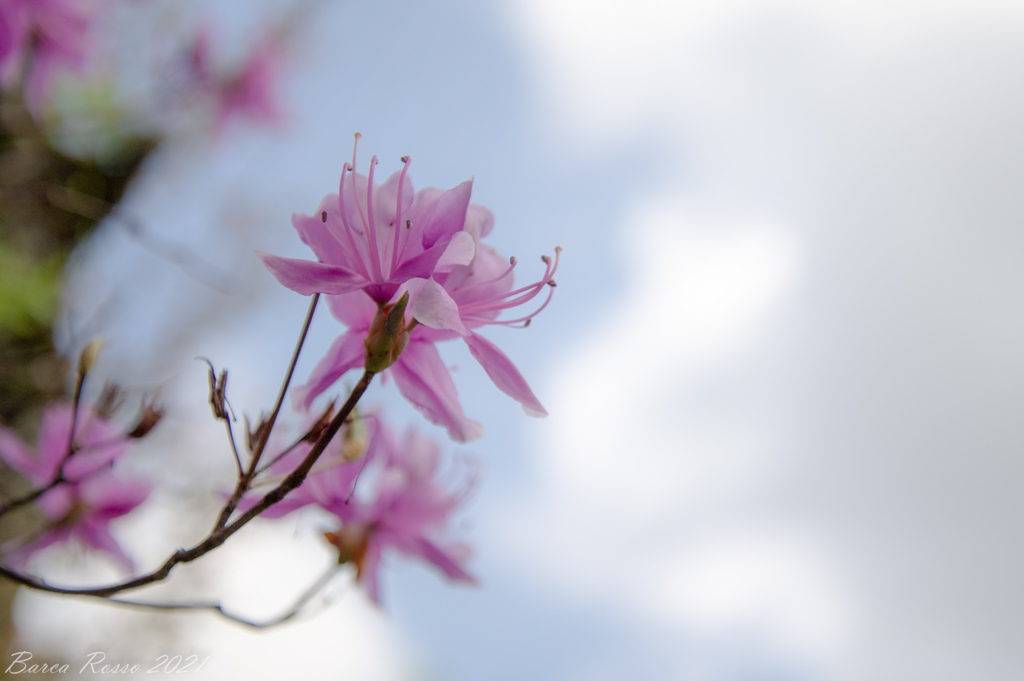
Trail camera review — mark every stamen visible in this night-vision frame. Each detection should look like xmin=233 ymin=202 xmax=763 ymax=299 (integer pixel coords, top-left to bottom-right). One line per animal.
xmin=391 ymin=155 xmax=412 ymax=276
xmin=457 ymin=248 xmax=560 ymax=319
xmin=336 ymin=162 xmax=370 ymax=279
xmin=478 ymin=283 xmax=556 ymax=327
xmin=364 ymin=156 xmax=383 ymax=280
xmin=321 ymin=211 xmax=327 ymax=223
xmin=456 ymin=258 xmax=517 ymax=295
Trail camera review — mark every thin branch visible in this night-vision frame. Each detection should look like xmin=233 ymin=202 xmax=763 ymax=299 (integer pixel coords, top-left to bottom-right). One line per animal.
xmin=223 ymin=419 xmax=244 ymax=478
xmin=0 ymin=370 xmax=375 ymax=598
xmin=253 ymin=293 xmax=320 ymax=468
xmin=214 ymin=293 xmax=319 ymax=531
xmin=106 ymin=564 xmax=342 ymax=629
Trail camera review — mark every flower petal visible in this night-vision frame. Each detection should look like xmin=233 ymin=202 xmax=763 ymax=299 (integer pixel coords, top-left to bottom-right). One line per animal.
xmin=326 ymin=290 xmax=376 ymax=331
xmin=0 ymin=427 xmax=40 ymax=480
xmin=433 ymin=231 xmax=476 ymax=274
xmin=75 ymin=520 xmax=135 ymax=573
xmin=291 ymin=330 xmax=366 ymax=411
xmin=410 ymin=278 xmax=470 ymax=335
xmin=421 ymin=179 xmax=472 ymax=249
xmin=389 ymin=342 xmax=483 ymax=442
xmin=292 ymin=200 xmax=349 ymax=267
xmin=413 ymin=537 xmax=476 ymax=583
xmin=464 ymin=333 xmax=547 ymax=417
xmin=256 ymin=251 xmax=365 ymax=296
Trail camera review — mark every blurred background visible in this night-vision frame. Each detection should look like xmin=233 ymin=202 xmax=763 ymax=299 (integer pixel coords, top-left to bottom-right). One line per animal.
xmin=1 ymin=0 xmax=1023 ymax=679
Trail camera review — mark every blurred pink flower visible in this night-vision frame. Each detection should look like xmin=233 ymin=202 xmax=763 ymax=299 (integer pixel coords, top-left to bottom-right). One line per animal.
xmin=258 ymin=139 xmax=477 ymax=306
xmin=0 ymin=0 xmax=95 ymax=112
xmin=0 ymin=403 xmax=150 ymax=571
xmin=237 ymin=410 xmax=378 ymax=520
xmin=0 ymin=402 xmax=129 ymax=484
xmin=323 ymin=427 xmax=476 ymax=604
xmin=187 ymin=28 xmax=282 ymax=132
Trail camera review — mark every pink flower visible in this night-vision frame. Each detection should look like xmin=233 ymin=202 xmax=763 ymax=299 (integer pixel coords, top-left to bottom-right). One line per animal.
xmin=0 ymin=402 xmax=129 ymax=485
xmin=407 ymin=240 xmax=560 ymax=419
xmin=187 ymin=28 xmax=282 ymax=132
xmin=0 ymin=403 xmax=150 ymax=571
xmin=238 ymin=410 xmax=378 ymax=520
xmin=258 ymin=137 xmax=478 ymax=306
xmin=0 ymin=0 xmax=95 ymax=112
xmin=322 ymin=427 xmax=476 ymax=604
xmin=291 ymin=230 xmax=559 ymax=441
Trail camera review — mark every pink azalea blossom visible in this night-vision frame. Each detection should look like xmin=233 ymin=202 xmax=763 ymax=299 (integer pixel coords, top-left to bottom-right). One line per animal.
xmin=322 ymin=427 xmax=476 ymax=604
xmin=291 ymin=225 xmax=559 ymax=441
xmin=0 ymin=403 xmax=150 ymax=571
xmin=257 ymin=137 xmax=478 ymax=306
xmin=0 ymin=402 xmax=129 ymax=484
xmin=0 ymin=0 xmax=95 ymax=112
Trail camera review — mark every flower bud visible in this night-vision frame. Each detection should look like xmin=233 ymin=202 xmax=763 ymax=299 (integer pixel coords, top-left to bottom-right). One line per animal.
xmin=77 ymin=338 xmax=106 ymax=379
xmin=128 ymin=402 xmax=164 ymax=439
xmin=324 ymin=524 xmax=371 ymax=573
xmin=363 ymin=291 xmax=411 ymax=373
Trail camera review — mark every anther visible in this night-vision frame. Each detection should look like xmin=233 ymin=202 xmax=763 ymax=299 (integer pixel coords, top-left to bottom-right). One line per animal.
xmin=547 ymin=280 xmax=557 ymax=287
xmin=406 ymin=219 xmax=411 ymax=229
xmin=400 ymin=156 xmax=409 ymax=163
xmin=321 ymin=211 xmax=327 ymax=222
xmin=510 ymin=256 xmax=517 ymax=266
xmin=524 ymin=318 xmax=532 ymax=327
xmin=541 ymin=255 xmax=551 ymax=264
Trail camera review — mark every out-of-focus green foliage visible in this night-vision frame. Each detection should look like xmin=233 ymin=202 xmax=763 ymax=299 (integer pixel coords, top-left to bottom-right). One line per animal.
xmin=0 ymin=244 xmax=63 ymax=336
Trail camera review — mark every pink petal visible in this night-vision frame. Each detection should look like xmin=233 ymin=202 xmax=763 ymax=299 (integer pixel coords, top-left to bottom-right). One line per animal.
xmin=373 ymin=169 xmax=415 ymax=233
xmin=4 ymin=527 xmax=72 ymax=569
xmin=37 ymin=404 xmax=74 ymax=482
xmin=410 ymin=278 xmax=470 ymax=335
xmin=0 ymin=427 xmax=40 ymax=480
xmin=256 ymin=251 xmax=365 ymax=296
xmin=326 ymin=290 xmax=376 ymax=329
xmin=464 ymin=204 xmax=494 ymax=240
xmin=421 ymin=179 xmax=473 ymax=249
xmin=290 ymin=330 xmax=366 ymax=411
xmin=464 ymin=333 xmax=548 ymax=417
xmin=433 ymin=231 xmax=476 ymax=273
xmin=413 ymin=537 xmax=476 ymax=583
xmin=37 ymin=484 xmax=75 ymax=520
xmin=389 ymin=342 xmax=484 ymax=442
xmin=292 ymin=202 xmax=350 ymax=267
xmin=360 ymin=541 xmax=384 ymax=604
xmin=75 ymin=520 xmax=134 ymax=573
xmin=387 ymin=238 xmax=455 ymax=282
xmin=80 ymin=474 xmax=151 ymax=519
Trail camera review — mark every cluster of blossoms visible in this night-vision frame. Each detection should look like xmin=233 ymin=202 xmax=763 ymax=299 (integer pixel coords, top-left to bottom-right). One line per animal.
xmin=235 ymin=136 xmax=558 ymax=598
xmin=0 ymin=135 xmax=558 ymax=616
xmin=241 ymin=411 xmax=475 ymax=603
xmin=0 ymin=0 xmax=94 ymax=111
xmin=0 ymin=400 xmax=155 ymax=571
xmin=0 ymin=0 xmax=281 ymax=131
